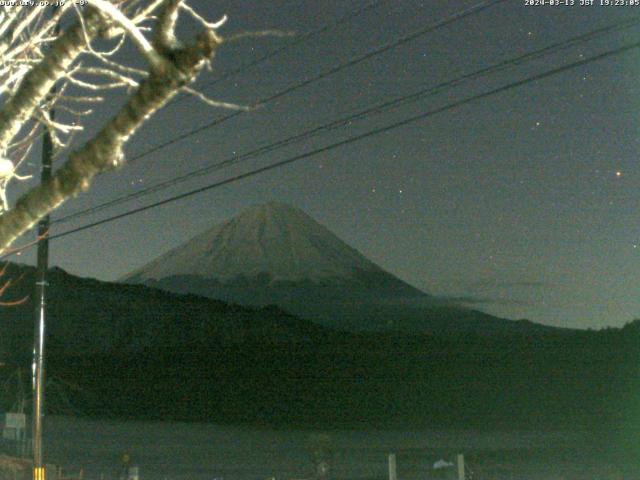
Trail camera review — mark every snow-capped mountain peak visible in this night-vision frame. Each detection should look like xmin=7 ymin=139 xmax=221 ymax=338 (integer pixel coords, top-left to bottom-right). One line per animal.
xmin=124 ymin=202 xmax=384 ymax=284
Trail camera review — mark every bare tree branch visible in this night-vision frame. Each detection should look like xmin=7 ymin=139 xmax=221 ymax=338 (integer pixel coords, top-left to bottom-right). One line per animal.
xmin=0 ymin=3 xmax=225 ymax=252
xmin=90 ymin=0 xmax=163 ymax=68
xmin=0 ymin=7 xmax=104 ymax=153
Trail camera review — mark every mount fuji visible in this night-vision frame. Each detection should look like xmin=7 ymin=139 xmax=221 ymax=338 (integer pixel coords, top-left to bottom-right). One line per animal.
xmin=123 ymin=202 xmax=547 ymax=334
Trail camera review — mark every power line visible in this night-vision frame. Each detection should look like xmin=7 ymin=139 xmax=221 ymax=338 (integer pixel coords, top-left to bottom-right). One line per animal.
xmin=168 ymin=0 xmax=389 ymax=105
xmin=48 ymin=39 xmax=640 ymax=242
xmin=53 ymin=15 xmax=640 ymax=225
xmin=126 ymin=0 xmax=507 ymax=164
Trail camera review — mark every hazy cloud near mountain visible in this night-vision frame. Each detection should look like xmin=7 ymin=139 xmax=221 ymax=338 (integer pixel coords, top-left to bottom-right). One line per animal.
xmin=463 ymin=280 xmax=555 ymax=290
xmin=373 ymin=294 xmax=532 ymax=308
xmin=439 ymin=296 xmax=533 ymax=307
xmin=426 ymin=279 xmax=556 ymax=309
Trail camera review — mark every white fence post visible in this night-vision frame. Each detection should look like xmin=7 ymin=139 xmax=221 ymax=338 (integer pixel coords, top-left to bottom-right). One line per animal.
xmin=388 ymin=453 xmax=397 ymax=480
xmin=128 ymin=466 xmax=140 ymax=480
xmin=457 ymin=454 xmax=465 ymax=480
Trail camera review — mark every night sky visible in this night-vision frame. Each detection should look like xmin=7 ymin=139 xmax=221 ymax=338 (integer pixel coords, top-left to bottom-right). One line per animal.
xmin=9 ymin=0 xmax=640 ymax=329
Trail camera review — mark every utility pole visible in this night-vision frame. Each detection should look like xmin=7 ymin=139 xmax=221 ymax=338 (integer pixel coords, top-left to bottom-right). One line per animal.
xmin=32 ymin=6 xmax=58 ymax=473
xmin=32 ymin=108 xmax=53 ymax=480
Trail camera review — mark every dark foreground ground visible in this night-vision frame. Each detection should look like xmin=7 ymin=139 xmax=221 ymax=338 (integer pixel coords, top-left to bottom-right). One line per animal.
xmin=2 ymin=416 xmax=637 ymax=480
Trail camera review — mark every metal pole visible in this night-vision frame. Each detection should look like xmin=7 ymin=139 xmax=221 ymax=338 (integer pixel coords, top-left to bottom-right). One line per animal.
xmin=457 ymin=453 xmax=465 ymax=480
xmin=32 ymin=9 xmax=59 ymax=478
xmin=388 ymin=453 xmax=397 ymax=480
xmin=32 ymin=89 xmax=54 ymax=480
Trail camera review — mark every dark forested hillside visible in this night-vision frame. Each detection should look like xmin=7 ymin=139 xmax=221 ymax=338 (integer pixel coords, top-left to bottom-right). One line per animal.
xmin=0 ymin=263 xmax=637 ymax=432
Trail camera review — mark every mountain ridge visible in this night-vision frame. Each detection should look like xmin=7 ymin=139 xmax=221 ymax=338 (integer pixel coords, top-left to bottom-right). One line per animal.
xmin=123 ymin=202 xmax=558 ymax=333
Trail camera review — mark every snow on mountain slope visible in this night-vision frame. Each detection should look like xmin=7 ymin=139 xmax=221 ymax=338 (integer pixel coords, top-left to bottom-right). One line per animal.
xmin=125 ymin=202 xmax=407 ymax=286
